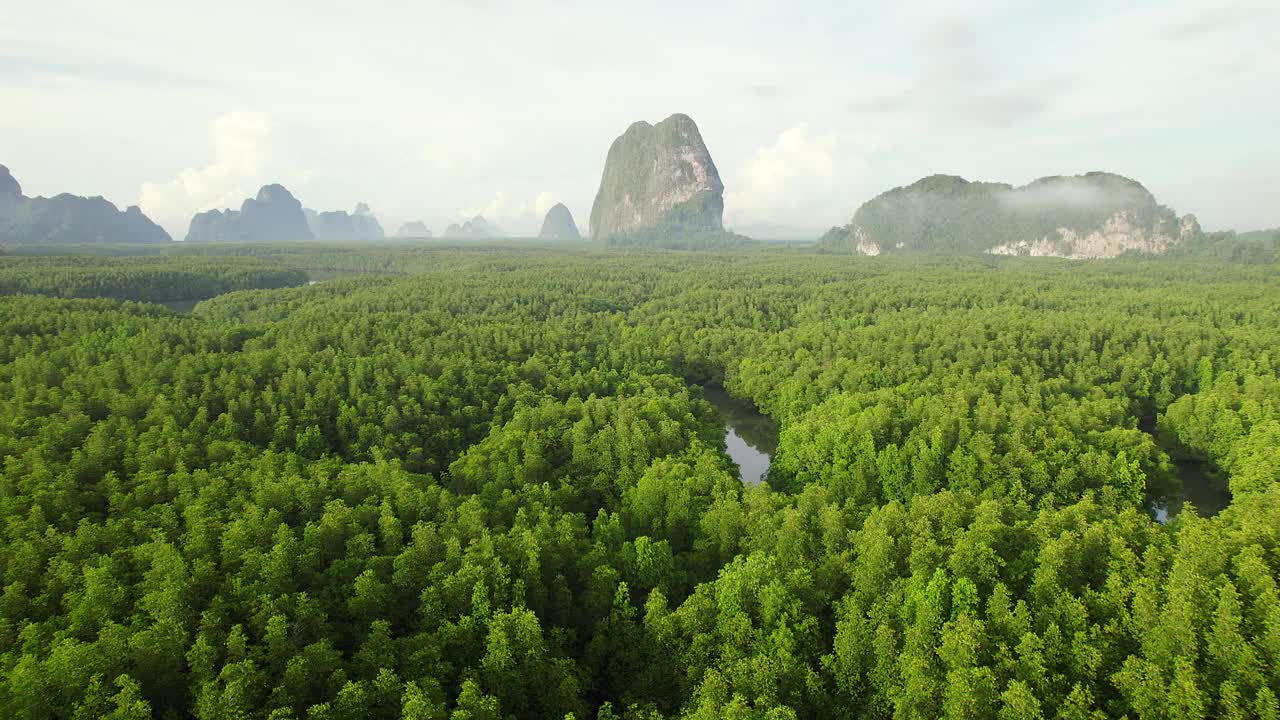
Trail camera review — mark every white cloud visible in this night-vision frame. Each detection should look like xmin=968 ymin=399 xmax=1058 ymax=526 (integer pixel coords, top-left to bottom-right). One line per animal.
xmin=140 ymin=112 xmax=274 ymax=239
xmin=724 ymin=123 xmax=879 ymax=228
xmin=460 ymin=191 xmax=515 ymax=222
xmin=3 ymin=2 xmax=1277 ymax=232
xmin=1056 ymin=2 xmax=1280 ymax=120
xmin=534 ymin=191 xmax=557 ymax=219
xmin=458 ymin=190 xmax=562 ymax=235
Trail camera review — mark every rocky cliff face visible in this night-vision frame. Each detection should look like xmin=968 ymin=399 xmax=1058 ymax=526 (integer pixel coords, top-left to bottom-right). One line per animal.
xmin=396 ymin=221 xmax=431 ymax=238
xmin=538 ymin=203 xmax=581 ymax=240
xmin=0 ymin=166 xmax=22 ymax=218
xmin=0 ymin=164 xmax=171 ymax=244
xmin=304 ymin=203 xmax=385 ymax=240
xmin=820 ymin=172 xmax=1201 ymax=258
xmin=0 ymin=165 xmax=20 ymax=199
xmin=186 ymin=184 xmax=313 ymax=242
xmin=987 ymin=210 xmax=1201 ymax=259
xmin=588 ymin=113 xmax=724 ymax=242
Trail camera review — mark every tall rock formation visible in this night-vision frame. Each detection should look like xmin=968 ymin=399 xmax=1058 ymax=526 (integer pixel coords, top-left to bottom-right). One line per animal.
xmin=350 ymin=203 xmax=383 ymax=238
xmin=588 ymin=113 xmax=724 ymax=242
xmin=185 ymin=184 xmax=313 ymax=242
xmin=538 ymin=203 xmax=581 ymax=240
xmin=818 ymin=172 xmax=1203 ymax=258
xmin=304 ymin=202 xmax=385 ymax=240
xmin=0 ymin=164 xmax=171 ymax=244
xmin=396 ymin=220 xmax=432 ymax=237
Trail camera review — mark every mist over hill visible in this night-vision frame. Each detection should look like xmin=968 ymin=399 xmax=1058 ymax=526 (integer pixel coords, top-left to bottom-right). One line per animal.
xmin=445 ymin=216 xmax=500 ymax=238
xmin=304 ymin=203 xmax=385 ymax=241
xmin=818 ymin=172 xmax=1203 ymax=258
xmin=396 ymin=221 xmax=432 ymax=238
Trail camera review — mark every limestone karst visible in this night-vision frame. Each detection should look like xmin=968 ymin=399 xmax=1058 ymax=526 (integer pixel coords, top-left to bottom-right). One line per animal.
xmin=185 ymin=184 xmax=313 ymax=242
xmin=444 ymin=216 xmax=498 ymax=238
xmin=588 ymin=113 xmax=724 ymax=243
xmin=818 ymin=172 xmax=1203 ymax=258
xmin=0 ymin=164 xmax=171 ymax=244
xmin=537 ymin=203 xmax=581 ymax=241
xmin=395 ymin=221 xmax=432 ymax=238
xmin=304 ymin=203 xmax=385 ymax=240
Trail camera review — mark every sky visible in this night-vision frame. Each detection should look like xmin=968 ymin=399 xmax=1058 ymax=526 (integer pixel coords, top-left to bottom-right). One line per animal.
xmin=1 ymin=0 xmax=1277 ymax=239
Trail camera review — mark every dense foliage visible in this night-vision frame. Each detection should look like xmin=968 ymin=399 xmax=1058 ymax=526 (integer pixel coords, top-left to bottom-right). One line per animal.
xmin=0 ymin=256 xmax=308 ymax=302
xmin=1 ymin=248 xmax=1278 ymax=719
xmin=1169 ymin=230 xmax=1280 ymax=264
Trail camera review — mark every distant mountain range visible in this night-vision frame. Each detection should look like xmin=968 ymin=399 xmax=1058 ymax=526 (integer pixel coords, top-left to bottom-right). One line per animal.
xmin=730 ymin=222 xmax=823 ymax=241
xmin=1 ymin=151 xmax=1274 ymax=256
xmin=0 ymin=164 xmax=170 ymax=244
xmin=445 ymin=216 xmax=499 ymax=239
xmin=304 ymin=203 xmax=385 ymax=241
xmin=396 ymin=221 xmax=432 ymax=238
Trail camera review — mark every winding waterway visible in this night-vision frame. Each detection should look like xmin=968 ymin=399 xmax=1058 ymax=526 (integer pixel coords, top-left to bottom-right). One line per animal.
xmin=157 ymin=299 xmax=200 ymax=313
xmin=703 ymin=385 xmax=778 ymax=485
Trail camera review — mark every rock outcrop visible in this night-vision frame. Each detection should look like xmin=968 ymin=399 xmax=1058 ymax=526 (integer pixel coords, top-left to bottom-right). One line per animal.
xmin=818 ymin=172 xmax=1202 ymax=258
xmin=0 ymin=164 xmax=171 ymax=244
xmin=537 ymin=203 xmax=581 ymax=240
xmin=444 ymin=216 xmax=497 ymax=238
xmin=396 ymin=221 xmax=432 ymax=238
xmin=588 ymin=113 xmax=724 ymax=242
xmin=185 ymin=184 xmax=313 ymax=242
xmin=0 ymin=165 xmax=20 ymax=199
xmin=304 ymin=203 xmax=385 ymax=240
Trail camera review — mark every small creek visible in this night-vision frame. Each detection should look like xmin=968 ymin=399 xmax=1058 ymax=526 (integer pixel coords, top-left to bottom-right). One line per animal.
xmin=1152 ymin=457 xmax=1231 ymax=522
xmin=703 ymin=385 xmax=778 ymax=485
xmin=157 ymin=299 xmax=200 ymax=313
xmin=1141 ymin=417 xmax=1231 ymax=522
xmin=152 ymin=272 xmax=345 ymax=314
xmin=696 ymin=398 xmax=1233 ymax=516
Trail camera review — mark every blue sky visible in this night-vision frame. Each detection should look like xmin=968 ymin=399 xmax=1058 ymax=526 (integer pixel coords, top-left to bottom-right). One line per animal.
xmin=1 ymin=0 xmax=1276 ymax=238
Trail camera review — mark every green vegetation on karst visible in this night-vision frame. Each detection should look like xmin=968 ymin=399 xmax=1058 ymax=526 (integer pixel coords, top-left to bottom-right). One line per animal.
xmin=818 ymin=172 xmax=1193 ymax=256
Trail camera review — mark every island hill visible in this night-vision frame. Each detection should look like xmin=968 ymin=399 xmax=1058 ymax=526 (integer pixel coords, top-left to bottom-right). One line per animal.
xmin=396 ymin=221 xmax=432 ymax=238
xmin=818 ymin=172 xmax=1204 ymax=259
xmin=445 ymin=216 xmax=498 ymax=239
xmin=0 ymin=164 xmax=170 ymax=244
xmin=186 ymin=185 xmax=314 ymax=242
xmin=538 ymin=203 xmax=581 ymax=241
xmin=305 ymin=202 xmax=384 ymax=241
xmin=587 ymin=113 xmax=752 ymax=249
xmin=186 ymin=187 xmax=390 ymax=242
xmin=1 ymin=134 xmax=1274 ymax=257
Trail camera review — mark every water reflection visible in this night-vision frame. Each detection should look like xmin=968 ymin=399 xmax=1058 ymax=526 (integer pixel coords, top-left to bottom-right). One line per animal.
xmin=703 ymin=385 xmax=778 ymax=485
xmin=1142 ymin=417 xmax=1231 ymax=522
xmin=1152 ymin=457 xmax=1231 ymax=523
xmin=157 ymin=299 xmax=199 ymax=314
